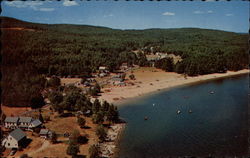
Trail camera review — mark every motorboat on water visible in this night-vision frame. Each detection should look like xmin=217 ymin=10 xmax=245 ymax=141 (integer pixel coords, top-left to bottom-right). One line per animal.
xmin=144 ymin=116 xmax=148 ymax=120
xmin=210 ymin=91 xmax=215 ymax=94
xmin=177 ymin=110 xmax=181 ymax=114
xmin=188 ymin=110 xmax=192 ymax=113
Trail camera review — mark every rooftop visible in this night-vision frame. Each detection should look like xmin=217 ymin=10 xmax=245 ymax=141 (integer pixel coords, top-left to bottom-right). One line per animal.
xmin=146 ymin=54 xmax=160 ymax=61
xmin=19 ymin=117 xmax=32 ymax=123
xmin=30 ymin=119 xmax=42 ymax=127
xmin=39 ymin=129 xmax=49 ymax=135
xmin=99 ymin=66 xmax=107 ymax=70
xmin=9 ymin=128 xmax=26 ymax=141
xmin=111 ymin=78 xmax=124 ymax=82
xmin=5 ymin=117 xmax=19 ymax=123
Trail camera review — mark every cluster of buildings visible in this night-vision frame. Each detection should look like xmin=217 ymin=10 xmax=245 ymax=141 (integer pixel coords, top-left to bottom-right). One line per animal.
xmin=110 ymin=74 xmax=126 ymax=86
xmin=4 ymin=116 xmax=42 ymax=130
xmin=98 ymin=63 xmax=130 ymax=77
xmin=146 ymin=52 xmax=182 ymax=67
xmin=73 ymin=63 xmax=131 ymax=89
xmin=98 ymin=66 xmax=110 ymax=78
xmin=1 ymin=116 xmax=51 ymax=150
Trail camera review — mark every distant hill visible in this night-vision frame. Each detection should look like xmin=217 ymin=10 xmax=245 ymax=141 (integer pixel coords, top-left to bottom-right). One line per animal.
xmin=1 ymin=16 xmax=116 ymax=33
xmin=1 ymin=16 xmax=248 ymax=74
xmin=1 ymin=16 xmax=247 ymax=71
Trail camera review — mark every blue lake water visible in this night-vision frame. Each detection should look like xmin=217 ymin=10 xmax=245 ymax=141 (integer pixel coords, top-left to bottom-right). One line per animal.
xmin=118 ymin=74 xmax=249 ymax=158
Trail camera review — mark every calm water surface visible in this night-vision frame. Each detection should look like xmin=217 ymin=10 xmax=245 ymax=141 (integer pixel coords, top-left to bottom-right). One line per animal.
xmin=118 ymin=75 xmax=249 ymax=158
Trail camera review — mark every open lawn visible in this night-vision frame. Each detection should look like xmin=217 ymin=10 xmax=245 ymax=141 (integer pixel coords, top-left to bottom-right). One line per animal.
xmin=40 ymin=110 xmax=99 ymax=157
xmin=2 ymin=105 xmax=100 ymax=158
xmin=32 ymin=143 xmax=69 ymax=158
xmin=1 ymin=106 xmax=31 ymax=117
xmin=60 ymin=78 xmax=81 ymax=85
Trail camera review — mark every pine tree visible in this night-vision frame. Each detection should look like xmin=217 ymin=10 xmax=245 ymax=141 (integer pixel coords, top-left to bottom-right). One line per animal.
xmin=39 ymin=113 xmax=44 ymax=123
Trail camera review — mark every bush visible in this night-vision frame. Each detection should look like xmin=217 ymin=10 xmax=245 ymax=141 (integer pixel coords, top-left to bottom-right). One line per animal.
xmin=48 ymin=76 xmax=61 ymax=87
xmin=155 ymin=57 xmax=174 ymax=72
xmin=89 ymin=144 xmax=100 ymax=158
xmin=92 ymin=99 xmax=101 ymax=114
xmin=80 ymin=77 xmax=86 ymax=84
xmin=129 ymin=74 xmax=135 ymax=80
xmin=51 ymin=132 xmax=57 ymax=144
xmin=20 ymin=154 xmax=29 ymax=158
xmin=92 ymin=112 xmax=104 ymax=124
xmin=77 ymin=117 xmax=86 ymax=128
xmin=78 ymin=135 xmax=88 ymax=144
xmin=96 ymin=125 xmax=107 ymax=142
xmin=107 ymin=104 xmax=119 ymax=123
xmin=66 ymin=143 xmax=79 ymax=156
xmin=69 ymin=130 xmax=80 ymax=144
xmin=48 ymin=91 xmax=63 ymax=106
xmin=44 ymin=115 xmax=51 ymax=122
xmin=38 ymin=113 xmax=44 ymax=123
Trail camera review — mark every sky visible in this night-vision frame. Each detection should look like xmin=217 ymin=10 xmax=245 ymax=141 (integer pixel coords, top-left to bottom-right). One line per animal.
xmin=1 ymin=0 xmax=249 ymax=33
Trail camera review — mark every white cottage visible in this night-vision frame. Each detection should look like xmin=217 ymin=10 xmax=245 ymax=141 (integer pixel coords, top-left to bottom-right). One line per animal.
xmin=39 ymin=129 xmax=52 ymax=139
xmin=4 ymin=117 xmax=19 ymax=129
xmin=18 ymin=117 xmax=32 ymax=128
xmin=28 ymin=119 xmax=42 ymax=130
xmin=1 ymin=128 xmax=27 ymax=149
xmin=120 ymin=63 xmax=129 ymax=71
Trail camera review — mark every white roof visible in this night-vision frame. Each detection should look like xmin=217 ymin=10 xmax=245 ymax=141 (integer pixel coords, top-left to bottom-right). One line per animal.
xmin=99 ymin=66 xmax=107 ymax=70
xmin=39 ymin=129 xmax=49 ymax=135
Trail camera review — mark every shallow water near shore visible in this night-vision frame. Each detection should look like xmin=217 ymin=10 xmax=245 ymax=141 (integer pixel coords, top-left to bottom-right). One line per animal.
xmin=117 ymin=74 xmax=249 ymax=158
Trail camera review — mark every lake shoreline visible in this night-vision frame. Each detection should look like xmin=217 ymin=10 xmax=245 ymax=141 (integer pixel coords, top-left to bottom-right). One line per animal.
xmin=101 ymin=69 xmax=248 ymax=158
xmin=99 ymin=69 xmax=249 ymax=106
xmin=115 ymin=73 xmax=248 ymax=157
xmin=99 ymin=123 xmax=126 ymax=158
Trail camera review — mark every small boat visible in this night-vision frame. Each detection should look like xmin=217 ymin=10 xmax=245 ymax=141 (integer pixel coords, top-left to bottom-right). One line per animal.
xmin=188 ymin=110 xmax=192 ymax=113
xmin=144 ymin=116 xmax=148 ymax=120
xmin=183 ymin=96 xmax=189 ymax=99
xmin=210 ymin=91 xmax=215 ymax=94
xmin=152 ymin=103 xmax=155 ymax=106
xmin=177 ymin=110 xmax=181 ymax=114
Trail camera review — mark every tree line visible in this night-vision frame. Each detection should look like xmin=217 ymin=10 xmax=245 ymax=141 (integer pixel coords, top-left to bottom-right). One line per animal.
xmin=155 ymin=46 xmax=248 ymax=76
xmin=48 ymin=83 xmax=119 ymax=123
xmin=1 ymin=17 xmax=248 ymax=107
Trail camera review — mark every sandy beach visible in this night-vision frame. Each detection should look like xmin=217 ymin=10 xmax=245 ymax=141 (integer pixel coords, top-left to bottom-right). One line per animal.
xmin=99 ymin=68 xmax=249 ymax=104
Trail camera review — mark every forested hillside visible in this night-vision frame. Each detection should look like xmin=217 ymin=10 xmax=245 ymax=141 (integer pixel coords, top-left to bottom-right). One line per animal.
xmin=1 ymin=16 xmax=248 ymax=107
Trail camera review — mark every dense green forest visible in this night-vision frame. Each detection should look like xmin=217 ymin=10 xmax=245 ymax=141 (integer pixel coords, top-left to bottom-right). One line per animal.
xmin=1 ymin=17 xmax=248 ymax=107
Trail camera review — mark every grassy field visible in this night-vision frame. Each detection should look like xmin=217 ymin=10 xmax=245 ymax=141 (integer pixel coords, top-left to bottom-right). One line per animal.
xmin=36 ymin=107 xmax=99 ymax=157
xmin=2 ymin=105 xmax=99 ymax=158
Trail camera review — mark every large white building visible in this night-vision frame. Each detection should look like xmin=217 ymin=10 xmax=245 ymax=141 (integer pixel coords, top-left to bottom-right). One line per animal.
xmin=1 ymin=128 xmax=27 ymax=149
